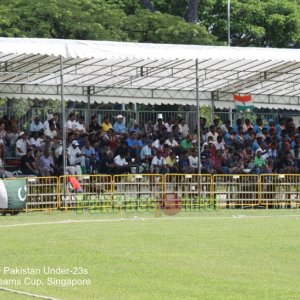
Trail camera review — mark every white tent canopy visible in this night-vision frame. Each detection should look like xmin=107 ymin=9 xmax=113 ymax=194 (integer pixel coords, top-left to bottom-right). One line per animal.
xmin=0 ymin=37 xmax=300 ymax=109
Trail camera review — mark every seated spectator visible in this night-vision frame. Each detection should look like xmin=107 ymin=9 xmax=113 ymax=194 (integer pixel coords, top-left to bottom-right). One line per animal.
xmin=140 ymin=139 xmax=153 ymax=168
xmin=101 ymin=116 xmax=113 ymax=133
xmin=30 ymin=115 xmax=44 ymax=133
xmin=0 ymin=146 xmax=14 ymax=177
xmin=164 ymin=136 xmax=180 ymax=154
xmin=44 ymin=114 xmax=55 ymax=131
xmin=227 ymin=151 xmax=244 ymax=174
xmin=15 ymin=131 xmax=30 ymax=158
xmin=150 ymin=150 xmax=168 ymax=174
xmin=44 ymin=120 xmax=57 ymax=140
xmin=66 ymin=112 xmax=78 ymax=134
xmin=200 ymin=153 xmax=214 ymax=174
xmin=20 ymin=148 xmax=40 ymax=176
xmin=113 ymin=115 xmax=128 ymax=138
xmin=29 ymin=131 xmax=44 ymax=149
xmin=178 ymin=150 xmax=194 ymax=173
xmin=6 ymin=115 xmax=19 ymax=155
xmin=276 ymin=150 xmax=298 ymax=173
xmin=101 ymin=150 xmax=115 ymax=175
xmin=180 ymin=134 xmax=193 ymax=151
xmin=127 ymin=131 xmax=141 ymax=160
xmin=40 ymin=149 xmax=57 ymax=176
xmin=0 ymin=120 xmax=8 ymax=161
xmin=76 ymin=115 xmax=87 ymax=135
xmin=67 ymin=140 xmax=84 ymax=175
xmin=143 ymin=119 xmax=155 ymax=139
xmin=88 ymin=115 xmax=101 ymax=134
xmin=152 ymin=136 xmax=165 ymax=153
xmin=114 ymin=150 xmax=130 ymax=174
xmin=178 ymin=117 xmax=190 ymax=138
xmin=252 ymin=149 xmax=271 ymax=174
xmin=129 ymin=120 xmax=141 ymax=135
xmin=161 ymin=144 xmax=172 ymax=159
xmin=166 ymin=152 xmax=179 ymax=173
xmin=81 ymin=140 xmax=96 ymax=174
xmin=207 ymin=125 xmax=218 ymax=142
xmin=212 ymin=149 xmax=229 ymax=174
xmin=188 ymin=148 xmax=199 ymax=173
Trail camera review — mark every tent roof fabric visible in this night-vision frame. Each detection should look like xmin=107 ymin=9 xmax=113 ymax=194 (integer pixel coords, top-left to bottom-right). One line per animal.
xmin=0 ymin=37 xmax=300 ymax=109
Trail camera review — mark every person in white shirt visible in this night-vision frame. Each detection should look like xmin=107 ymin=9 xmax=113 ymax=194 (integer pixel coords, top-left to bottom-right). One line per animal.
xmin=207 ymin=125 xmax=219 ymax=142
xmin=44 ymin=114 xmax=55 ymax=131
xmin=44 ymin=120 xmax=57 ymax=140
xmin=150 ymin=151 xmax=168 ymax=174
xmin=188 ymin=148 xmax=199 ymax=173
xmin=15 ymin=131 xmax=30 ymax=157
xmin=66 ymin=113 xmax=78 ymax=134
xmin=67 ymin=140 xmax=83 ymax=175
xmin=178 ymin=118 xmax=190 ymax=138
xmin=114 ymin=150 xmax=130 ymax=174
xmin=76 ymin=115 xmax=87 ymax=134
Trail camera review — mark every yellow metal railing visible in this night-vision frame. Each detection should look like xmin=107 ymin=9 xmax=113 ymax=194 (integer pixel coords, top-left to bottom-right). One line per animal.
xmin=0 ymin=174 xmax=299 ymax=212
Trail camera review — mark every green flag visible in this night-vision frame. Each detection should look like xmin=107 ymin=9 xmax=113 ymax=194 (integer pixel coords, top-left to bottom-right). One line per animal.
xmin=0 ymin=179 xmax=27 ymax=209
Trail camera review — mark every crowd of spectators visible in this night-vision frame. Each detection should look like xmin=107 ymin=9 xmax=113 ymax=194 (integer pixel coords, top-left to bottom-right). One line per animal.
xmin=0 ymin=112 xmax=299 ymax=178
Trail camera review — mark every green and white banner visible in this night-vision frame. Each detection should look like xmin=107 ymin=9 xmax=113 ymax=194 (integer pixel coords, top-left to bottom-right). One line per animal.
xmin=0 ymin=179 xmax=27 ymax=209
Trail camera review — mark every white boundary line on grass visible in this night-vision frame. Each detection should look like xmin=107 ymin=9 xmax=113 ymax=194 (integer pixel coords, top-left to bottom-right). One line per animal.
xmin=0 ymin=286 xmax=60 ymax=300
xmin=0 ymin=214 xmax=300 ymax=229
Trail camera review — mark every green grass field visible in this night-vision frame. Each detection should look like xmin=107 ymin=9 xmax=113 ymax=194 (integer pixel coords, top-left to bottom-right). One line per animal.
xmin=0 ymin=209 xmax=300 ymax=300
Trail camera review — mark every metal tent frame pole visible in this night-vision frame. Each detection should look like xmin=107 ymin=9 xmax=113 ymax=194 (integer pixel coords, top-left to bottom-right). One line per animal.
xmin=196 ymin=59 xmax=201 ymax=174
xmin=60 ymin=56 xmax=67 ymax=175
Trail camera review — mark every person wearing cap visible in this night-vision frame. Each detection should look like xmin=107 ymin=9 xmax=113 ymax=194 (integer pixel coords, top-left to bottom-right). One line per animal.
xmin=154 ymin=115 xmax=165 ymax=138
xmin=113 ymin=115 xmax=128 ymax=138
xmin=66 ymin=140 xmax=84 ymax=175
xmin=15 ymin=131 xmax=30 ymax=158
xmin=30 ymin=115 xmax=44 ymax=134
xmin=20 ymin=147 xmax=40 ymax=176
xmin=43 ymin=113 xmax=55 ymax=131
xmin=252 ymin=133 xmax=266 ymax=153
xmin=129 ymin=120 xmax=141 ymax=135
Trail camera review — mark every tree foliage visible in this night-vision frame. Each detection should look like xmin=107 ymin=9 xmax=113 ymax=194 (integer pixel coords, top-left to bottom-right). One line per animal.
xmin=0 ymin=0 xmax=300 ymax=47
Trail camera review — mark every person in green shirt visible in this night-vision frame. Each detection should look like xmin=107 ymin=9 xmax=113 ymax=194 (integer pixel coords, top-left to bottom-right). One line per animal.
xmin=180 ymin=135 xmax=193 ymax=151
xmin=253 ymin=149 xmax=271 ymax=174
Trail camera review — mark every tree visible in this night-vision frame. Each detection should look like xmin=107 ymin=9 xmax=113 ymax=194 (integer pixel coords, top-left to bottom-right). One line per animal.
xmin=140 ymin=0 xmax=155 ymax=12
xmin=186 ymin=0 xmax=200 ymax=23
xmin=198 ymin=0 xmax=300 ymax=47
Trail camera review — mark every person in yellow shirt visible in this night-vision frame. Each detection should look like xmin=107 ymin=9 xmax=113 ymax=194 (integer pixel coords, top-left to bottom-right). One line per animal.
xmin=101 ymin=116 xmax=112 ymax=133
